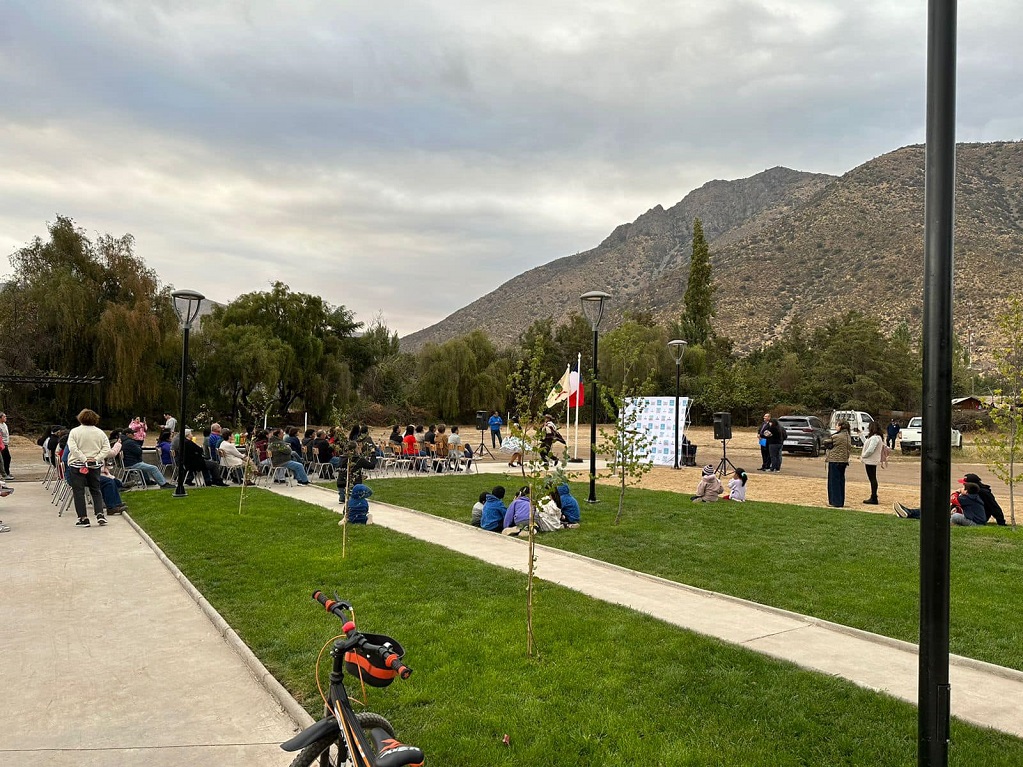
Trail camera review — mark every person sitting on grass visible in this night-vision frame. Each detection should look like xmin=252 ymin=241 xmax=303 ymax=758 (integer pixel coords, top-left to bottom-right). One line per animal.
xmin=724 ymin=468 xmax=748 ymax=502
xmin=470 ymin=491 xmax=487 ymax=527
xmin=536 ymin=491 xmax=564 ymax=532
xmin=344 ymin=483 xmax=373 ymax=525
xmin=554 ymin=483 xmax=581 ymax=528
xmin=959 ymin=472 xmax=1007 ymax=525
xmin=950 ymin=482 xmax=988 ymax=527
xmin=502 ymin=486 xmax=532 ymax=534
xmin=480 ymin=486 xmax=507 ymax=532
xmin=691 ymin=465 xmax=724 ymax=503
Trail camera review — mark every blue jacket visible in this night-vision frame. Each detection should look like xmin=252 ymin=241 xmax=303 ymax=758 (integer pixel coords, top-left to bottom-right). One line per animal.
xmin=480 ymin=494 xmax=506 ymax=532
xmin=557 ymin=484 xmax=580 ymax=524
xmin=958 ymin=493 xmax=987 ymax=526
xmin=488 ymin=415 xmax=503 ymax=431
xmin=347 ymin=483 xmax=373 ymax=524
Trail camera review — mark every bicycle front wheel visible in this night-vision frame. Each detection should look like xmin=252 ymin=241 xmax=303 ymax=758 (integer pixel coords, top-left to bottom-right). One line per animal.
xmin=288 ymin=712 xmax=396 ymax=767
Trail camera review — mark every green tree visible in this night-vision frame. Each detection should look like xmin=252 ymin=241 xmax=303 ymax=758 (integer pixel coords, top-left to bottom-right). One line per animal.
xmin=196 ymin=282 xmax=361 ymax=420
xmin=679 ymin=218 xmax=716 ymax=345
xmin=975 ymin=297 xmax=1023 ymax=529
xmin=0 ymin=216 xmax=179 ymax=416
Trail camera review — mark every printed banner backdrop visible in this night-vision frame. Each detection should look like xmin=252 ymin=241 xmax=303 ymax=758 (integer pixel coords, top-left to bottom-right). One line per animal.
xmin=623 ymin=396 xmax=691 ymax=466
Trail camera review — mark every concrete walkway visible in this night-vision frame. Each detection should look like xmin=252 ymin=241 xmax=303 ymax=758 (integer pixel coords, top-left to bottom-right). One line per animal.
xmin=0 ymin=479 xmax=302 ymax=766
xmin=280 ymin=483 xmax=1023 ymax=739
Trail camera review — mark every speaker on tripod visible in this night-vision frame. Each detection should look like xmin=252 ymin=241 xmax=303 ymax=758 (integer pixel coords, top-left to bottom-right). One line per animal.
xmin=475 ymin=410 xmax=495 ymax=459
xmin=713 ymin=412 xmax=732 ymax=441
xmin=713 ymin=412 xmax=736 ymax=476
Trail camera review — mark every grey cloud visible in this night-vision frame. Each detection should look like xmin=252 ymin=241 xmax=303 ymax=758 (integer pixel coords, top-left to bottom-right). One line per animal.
xmin=1 ymin=0 xmax=1021 ymax=335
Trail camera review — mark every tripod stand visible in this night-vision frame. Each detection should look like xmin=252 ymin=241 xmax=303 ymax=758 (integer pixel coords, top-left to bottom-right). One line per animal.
xmin=476 ymin=428 xmax=495 ymax=460
xmin=715 ymin=439 xmax=737 ymax=477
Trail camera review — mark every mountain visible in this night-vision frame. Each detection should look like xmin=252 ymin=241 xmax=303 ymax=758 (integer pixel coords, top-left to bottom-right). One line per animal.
xmin=402 ymin=141 xmax=1023 ymax=362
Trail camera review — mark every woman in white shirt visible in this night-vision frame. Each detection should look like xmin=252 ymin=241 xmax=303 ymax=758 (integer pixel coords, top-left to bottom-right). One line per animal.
xmin=67 ymin=409 xmax=111 ymax=527
xmin=218 ymin=430 xmax=247 ymax=484
xmin=859 ymin=421 xmax=884 ymax=505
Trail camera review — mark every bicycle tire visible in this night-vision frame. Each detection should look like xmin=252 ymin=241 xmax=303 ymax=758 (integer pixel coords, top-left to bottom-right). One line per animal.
xmin=288 ymin=711 xmax=396 ymax=767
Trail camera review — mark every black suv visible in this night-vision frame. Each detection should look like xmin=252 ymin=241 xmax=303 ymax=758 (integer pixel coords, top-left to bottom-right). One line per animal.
xmin=778 ymin=416 xmax=829 ymax=457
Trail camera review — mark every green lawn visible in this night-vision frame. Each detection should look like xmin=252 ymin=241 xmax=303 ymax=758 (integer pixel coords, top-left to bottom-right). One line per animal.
xmin=367 ymin=475 xmax=1023 ymax=672
xmin=127 ymin=489 xmax=1023 ymax=766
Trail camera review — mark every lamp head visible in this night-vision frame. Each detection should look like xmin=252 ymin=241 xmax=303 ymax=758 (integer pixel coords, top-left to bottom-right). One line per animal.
xmin=668 ymin=339 xmax=688 ymax=364
xmin=171 ymin=290 xmax=206 ymax=330
xmin=579 ymin=290 xmax=611 ymax=330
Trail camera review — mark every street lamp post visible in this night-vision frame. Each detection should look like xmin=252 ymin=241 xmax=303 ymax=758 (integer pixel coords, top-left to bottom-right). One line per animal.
xmin=668 ymin=340 xmax=688 ymax=469
xmin=580 ymin=290 xmax=610 ymax=504
xmin=171 ymin=290 xmax=205 ymax=498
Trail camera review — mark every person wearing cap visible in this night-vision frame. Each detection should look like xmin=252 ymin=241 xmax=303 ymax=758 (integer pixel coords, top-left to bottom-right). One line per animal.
xmin=959 ymin=473 xmax=1006 ymax=525
xmin=691 ymin=465 xmax=724 ymax=502
xmin=895 ymin=472 xmax=1007 ymax=525
xmin=886 ymin=418 xmax=901 ymax=450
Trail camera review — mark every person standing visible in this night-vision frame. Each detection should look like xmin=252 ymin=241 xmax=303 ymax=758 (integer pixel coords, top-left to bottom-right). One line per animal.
xmin=860 ymin=421 xmax=884 ymax=505
xmin=0 ymin=412 xmax=11 ymax=479
xmin=886 ymin=418 xmax=901 ymax=450
xmin=66 ymin=409 xmax=111 ymax=527
xmin=825 ymin=420 xmax=852 ymax=508
xmin=488 ymin=411 xmax=504 ymax=448
xmin=757 ymin=413 xmax=772 ymax=472
xmin=765 ymin=416 xmax=784 ymax=472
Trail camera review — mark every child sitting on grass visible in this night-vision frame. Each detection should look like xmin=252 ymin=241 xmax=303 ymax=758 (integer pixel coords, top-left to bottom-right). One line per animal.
xmin=470 ymin=491 xmax=487 ymax=527
xmin=345 ymin=483 xmax=373 ymax=525
xmin=691 ymin=465 xmax=724 ymax=503
xmin=724 ymin=468 xmax=748 ymax=502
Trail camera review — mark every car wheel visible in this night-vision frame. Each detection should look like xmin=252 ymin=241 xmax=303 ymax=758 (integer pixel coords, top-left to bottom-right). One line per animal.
xmin=810 ymin=440 xmax=820 ymax=458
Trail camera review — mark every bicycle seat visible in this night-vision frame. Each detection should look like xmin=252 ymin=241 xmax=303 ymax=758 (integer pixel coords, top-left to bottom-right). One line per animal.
xmin=369 ymin=728 xmax=424 ymax=767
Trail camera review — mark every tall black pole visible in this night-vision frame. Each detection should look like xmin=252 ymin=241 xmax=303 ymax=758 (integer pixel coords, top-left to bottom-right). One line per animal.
xmin=919 ymin=1 xmax=956 ymax=764
xmin=674 ymin=361 xmax=681 ymax=470
xmin=173 ymin=325 xmax=191 ymax=498
xmin=587 ymin=327 xmax=599 ymax=503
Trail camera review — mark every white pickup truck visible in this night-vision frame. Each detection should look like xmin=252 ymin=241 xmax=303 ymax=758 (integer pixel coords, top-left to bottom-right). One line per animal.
xmin=899 ymin=416 xmax=963 ymax=454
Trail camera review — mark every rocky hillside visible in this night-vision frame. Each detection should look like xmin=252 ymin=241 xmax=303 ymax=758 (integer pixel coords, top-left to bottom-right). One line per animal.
xmin=402 ymin=141 xmax=1023 ymax=362
xmin=401 ymin=166 xmax=835 ymax=349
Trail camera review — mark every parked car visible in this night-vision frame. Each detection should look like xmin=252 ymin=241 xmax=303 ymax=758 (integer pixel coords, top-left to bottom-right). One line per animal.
xmin=778 ymin=415 xmax=830 ymax=457
xmin=828 ymin=410 xmax=875 ymax=447
xmin=899 ymin=417 xmax=964 ymax=453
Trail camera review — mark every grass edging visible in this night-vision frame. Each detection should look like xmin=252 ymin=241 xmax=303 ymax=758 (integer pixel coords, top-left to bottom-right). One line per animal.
xmin=122 ymin=509 xmax=315 ymax=731
xmin=372 ymin=496 xmax=1023 ymax=685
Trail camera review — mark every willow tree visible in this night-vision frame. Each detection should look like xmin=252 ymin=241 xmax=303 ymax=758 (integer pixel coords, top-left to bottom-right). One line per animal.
xmin=0 ymin=216 xmax=178 ymax=415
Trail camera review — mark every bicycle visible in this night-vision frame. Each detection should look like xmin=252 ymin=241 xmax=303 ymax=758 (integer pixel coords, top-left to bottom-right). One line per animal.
xmin=281 ymin=591 xmax=425 ymax=767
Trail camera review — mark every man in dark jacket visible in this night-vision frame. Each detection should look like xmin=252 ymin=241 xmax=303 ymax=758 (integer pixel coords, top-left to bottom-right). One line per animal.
xmin=177 ymin=430 xmax=227 ymax=486
xmin=959 ymin=473 xmax=1006 ymax=525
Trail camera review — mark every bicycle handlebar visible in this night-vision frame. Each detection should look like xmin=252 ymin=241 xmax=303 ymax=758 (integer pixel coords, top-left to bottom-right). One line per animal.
xmin=311 ymin=590 xmax=413 ymax=679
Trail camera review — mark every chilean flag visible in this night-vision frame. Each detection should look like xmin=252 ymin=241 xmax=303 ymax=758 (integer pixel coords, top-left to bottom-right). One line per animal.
xmin=568 ymin=371 xmax=584 ymax=407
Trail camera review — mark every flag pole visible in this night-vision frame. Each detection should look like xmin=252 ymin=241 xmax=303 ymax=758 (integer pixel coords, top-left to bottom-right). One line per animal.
xmin=574 ymin=352 xmax=581 ymax=460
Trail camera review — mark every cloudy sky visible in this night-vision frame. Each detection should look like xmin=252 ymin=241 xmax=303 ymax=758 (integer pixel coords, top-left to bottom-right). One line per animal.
xmin=1 ymin=1 xmax=1020 ymax=336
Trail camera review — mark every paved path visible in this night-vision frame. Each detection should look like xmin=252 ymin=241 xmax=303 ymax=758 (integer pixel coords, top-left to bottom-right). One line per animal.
xmin=281 ymin=483 xmax=1023 ymax=739
xmin=0 ymin=479 xmax=302 ymax=767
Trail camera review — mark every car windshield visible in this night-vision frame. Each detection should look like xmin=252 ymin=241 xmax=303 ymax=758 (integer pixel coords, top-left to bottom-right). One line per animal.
xmin=909 ymin=418 xmax=922 ymax=427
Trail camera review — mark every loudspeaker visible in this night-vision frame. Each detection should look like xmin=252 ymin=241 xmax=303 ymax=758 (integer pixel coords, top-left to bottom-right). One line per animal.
xmin=713 ymin=412 xmax=732 ymax=441
xmin=476 ymin=411 xmax=488 ymax=431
